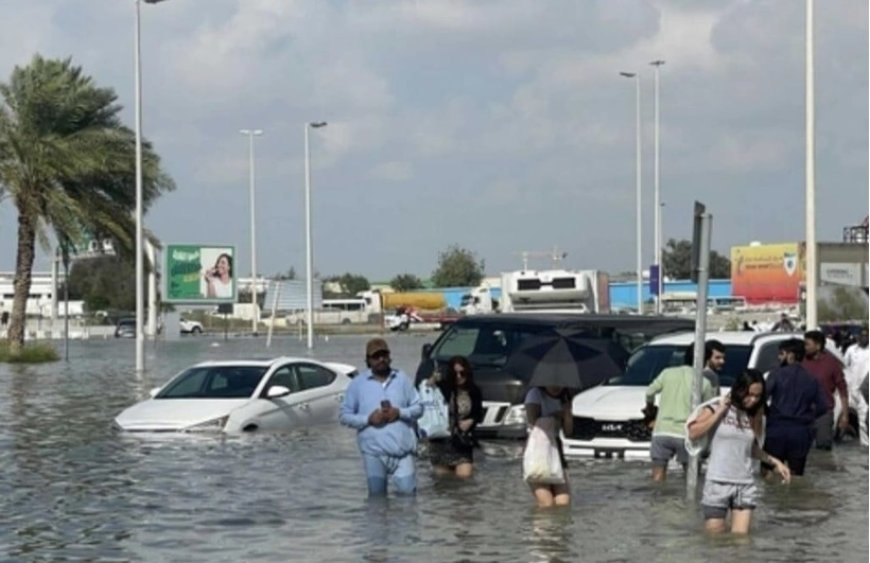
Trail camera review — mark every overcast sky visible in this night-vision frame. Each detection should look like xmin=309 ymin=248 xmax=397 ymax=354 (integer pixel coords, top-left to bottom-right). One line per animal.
xmin=0 ymin=0 xmax=866 ymax=281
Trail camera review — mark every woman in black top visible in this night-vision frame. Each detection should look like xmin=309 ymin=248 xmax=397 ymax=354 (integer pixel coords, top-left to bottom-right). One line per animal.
xmin=428 ymin=356 xmax=484 ymax=478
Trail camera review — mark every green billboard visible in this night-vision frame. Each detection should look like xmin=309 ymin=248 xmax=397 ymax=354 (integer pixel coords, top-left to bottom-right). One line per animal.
xmin=165 ymin=244 xmax=236 ymax=303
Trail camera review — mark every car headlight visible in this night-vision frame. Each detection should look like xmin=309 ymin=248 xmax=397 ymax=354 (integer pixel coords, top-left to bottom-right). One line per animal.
xmin=184 ymin=415 xmax=229 ymax=432
xmin=502 ymin=405 xmax=527 ymax=425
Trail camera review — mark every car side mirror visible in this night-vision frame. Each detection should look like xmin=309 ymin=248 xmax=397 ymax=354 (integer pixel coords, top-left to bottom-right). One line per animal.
xmin=267 ymin=385 xmax=291 ymax=399
xmin=149 ymin=387 xmax=161 ymax=398
xmin=421 ymin=343 xmax=433 ymax=360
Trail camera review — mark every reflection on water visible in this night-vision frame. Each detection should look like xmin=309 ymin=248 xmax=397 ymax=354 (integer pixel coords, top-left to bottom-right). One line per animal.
xmin=0 ymin=335 xmax=866 ymax=562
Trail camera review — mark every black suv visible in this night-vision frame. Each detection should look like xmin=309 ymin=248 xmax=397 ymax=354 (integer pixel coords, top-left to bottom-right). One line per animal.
xmin=415 ymin=314 xmax=693 ymax=439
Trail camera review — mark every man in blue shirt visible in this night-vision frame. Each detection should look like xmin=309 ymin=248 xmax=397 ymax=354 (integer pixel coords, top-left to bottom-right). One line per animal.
xmin=764 ymin=338 xmax=828 ymax=477
xmin=340 ymin=338 xmax=423 ymax=497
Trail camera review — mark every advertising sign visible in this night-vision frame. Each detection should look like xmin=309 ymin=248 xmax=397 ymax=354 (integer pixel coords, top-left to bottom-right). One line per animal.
xmin=820 ymin=263 xmax=862 ymax=287
xmin=166 ymin=244 xmax=236 ymax=303
xmin=730 ymin=242 xmax=804 ymax=304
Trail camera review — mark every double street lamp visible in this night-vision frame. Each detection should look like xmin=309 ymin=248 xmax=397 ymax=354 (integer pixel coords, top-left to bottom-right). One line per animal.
xmin=240 ymin=129 xmax=263 ymax=336
xmin=304 ymin=121 xmax=327 ymax=349
xmin=619 ymin=71 xmax=643 ymax=314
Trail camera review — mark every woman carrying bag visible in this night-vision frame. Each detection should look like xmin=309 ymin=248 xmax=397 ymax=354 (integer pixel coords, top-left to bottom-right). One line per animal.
xmin=524 ymin=386 xmax=573 ymax=508
xmin=428 ymin=356 xmax=483 ymax=479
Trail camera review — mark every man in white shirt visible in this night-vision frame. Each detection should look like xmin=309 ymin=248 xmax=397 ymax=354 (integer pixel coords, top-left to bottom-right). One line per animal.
xmin=844 ymin=327 xmax=869 ymax=446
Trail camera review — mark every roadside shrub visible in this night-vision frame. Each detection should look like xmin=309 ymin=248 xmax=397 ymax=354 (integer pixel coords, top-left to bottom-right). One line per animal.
xmin=0 ymin=342 xmax=59 ymax=363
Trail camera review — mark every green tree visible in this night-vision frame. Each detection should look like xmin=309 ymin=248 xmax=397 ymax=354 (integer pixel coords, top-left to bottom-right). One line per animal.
xmin=0 ymin=55 xmax=174 ymax=352
xmin=431 ymin=244 xmax=485 ymax=287
xmin=274 ymin=266 xmax=296 ymax=280
xmin=324 ymin=273 xmax=370 ymax=297
xmin=390 ymin=273 xmax=424 ymax=292
xmin=67 ymin=255 xmax=136 ymax=311
xmin=662 ymin=238 xmax=731 ymax=280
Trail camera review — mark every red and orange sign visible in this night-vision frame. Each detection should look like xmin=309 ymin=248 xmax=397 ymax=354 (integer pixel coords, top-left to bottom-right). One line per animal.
xmin=731 ymin=243 xmax=805 ymax=304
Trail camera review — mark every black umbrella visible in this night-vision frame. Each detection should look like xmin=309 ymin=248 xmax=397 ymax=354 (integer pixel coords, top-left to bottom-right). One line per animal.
xmin=505 ymin=329 xmax=627 ymax=391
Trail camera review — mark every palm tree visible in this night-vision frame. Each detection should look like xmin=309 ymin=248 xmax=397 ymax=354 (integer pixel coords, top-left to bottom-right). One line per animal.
xmin=0 ymin=55 xmax=174 ymax=353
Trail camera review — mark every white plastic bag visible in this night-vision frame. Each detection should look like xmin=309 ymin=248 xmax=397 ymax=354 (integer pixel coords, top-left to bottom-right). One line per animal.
xmin=523 ymin=418 xmax=565 ymax=485
xmin=416 ymin=382 xmax=451 ymax=439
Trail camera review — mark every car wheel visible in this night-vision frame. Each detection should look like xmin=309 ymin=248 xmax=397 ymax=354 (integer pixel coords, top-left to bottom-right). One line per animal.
xmin=191 ymin=326 xmax=202 ymax=335
xmin=341 ymin=318 xmax=351 ymax=325
xmin=242 ymin=423 xmax=259 ymax=432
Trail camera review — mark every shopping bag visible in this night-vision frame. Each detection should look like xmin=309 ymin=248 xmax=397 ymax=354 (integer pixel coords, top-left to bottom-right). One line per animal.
xmin=522 ymin=418 xmax=565 ymax=485
xmin=416 ymin=382 xmax=450 ymax=439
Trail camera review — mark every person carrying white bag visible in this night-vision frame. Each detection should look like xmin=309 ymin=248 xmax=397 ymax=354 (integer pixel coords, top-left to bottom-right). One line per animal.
xmin=523 ymin=386 xmax=572 ymax=508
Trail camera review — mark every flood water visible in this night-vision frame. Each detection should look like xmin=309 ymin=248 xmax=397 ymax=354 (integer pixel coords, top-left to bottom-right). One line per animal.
xmin=0 ymin=334 xmax=866 ymax=562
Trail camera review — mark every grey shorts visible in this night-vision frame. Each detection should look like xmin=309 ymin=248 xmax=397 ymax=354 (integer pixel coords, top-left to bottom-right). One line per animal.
xmin=650 ymin=435 xmax=688 ymax=467
xmin=701 ymin=480 xmax=759 ymax=519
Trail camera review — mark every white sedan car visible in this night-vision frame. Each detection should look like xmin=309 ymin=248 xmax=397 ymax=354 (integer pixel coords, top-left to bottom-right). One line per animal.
xmin=115 ymin=357 xmax=356 ymax=433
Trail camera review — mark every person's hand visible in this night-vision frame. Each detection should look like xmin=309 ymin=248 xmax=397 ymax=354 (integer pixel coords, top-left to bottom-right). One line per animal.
xmin=838 ymin=412 xmax=850 ymax=431
xmin=383 ymin=406 xmax=401 ymax=423
xmin=368 ymin=408 xmax=386 ymax=426
xmin=772 ymin=458 xmax=791 ymax=484
xmin=458 ymin=419 xmax=473 ymax=432
xmin=719 ymin=393 xmax=732 ymax=409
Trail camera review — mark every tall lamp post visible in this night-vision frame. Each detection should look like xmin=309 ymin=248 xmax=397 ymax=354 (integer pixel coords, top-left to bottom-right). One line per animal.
xmin=240 ymin=129 xmax=263 ymax=336
xmin=304 ymin=121 xmax=327 ymax=350
xmin=805 ymin=0 xmax=817 ymax=329
xmin=620 ymin=71 xmax=643 ymax=314
xmin=134 ymin=0 xmax=168 ymax=373
xmin=650 ymin=60 xmax=665 ymax=313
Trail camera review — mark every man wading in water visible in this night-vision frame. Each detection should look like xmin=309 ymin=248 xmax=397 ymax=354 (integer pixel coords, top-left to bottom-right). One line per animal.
xmin=340 ymin=338 xmax=423 ymax=497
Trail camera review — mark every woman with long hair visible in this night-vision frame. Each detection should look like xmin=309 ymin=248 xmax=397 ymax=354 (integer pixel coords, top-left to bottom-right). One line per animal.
xmin=524 ymin=385 xmax=573 ymax=508
xmin=204 ymin=253 xmax=233 ymax=298
xmin=688 ymin=369 xmax=790 ymax=534
xmin=428 ymin=356 xmax=483 ymax=478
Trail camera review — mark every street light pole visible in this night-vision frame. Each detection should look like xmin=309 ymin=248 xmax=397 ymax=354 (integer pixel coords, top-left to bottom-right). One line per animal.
xmin=620 ymin=71 xmax=643 ymax=314
xmin=304 ymin=121 xmax=327 ymax=350
xmin=133 ymin=0 xmax=167 ymax=373
xmin=650 ymin=60 xmax=665 ymax=314
xmin=240 ymin=129 xmax=263 ymax=336
xmin=134 ymin=0 xmax=145 ymax=372
xmin=805 ymin=0 xmax=818 ymax=329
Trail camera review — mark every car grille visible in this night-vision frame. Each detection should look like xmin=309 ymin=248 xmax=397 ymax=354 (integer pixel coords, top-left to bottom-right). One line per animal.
xmin=570 ymin=417 xmax=652 ymax=442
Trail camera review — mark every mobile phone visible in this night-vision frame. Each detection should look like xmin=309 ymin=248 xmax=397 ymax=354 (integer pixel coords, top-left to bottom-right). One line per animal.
xmin=381 ymin=400 xmax=391 ymax=409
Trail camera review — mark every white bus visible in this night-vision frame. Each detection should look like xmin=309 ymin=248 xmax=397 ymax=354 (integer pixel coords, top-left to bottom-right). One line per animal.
xmin=286 ymin=298 xmax=370 ymax=326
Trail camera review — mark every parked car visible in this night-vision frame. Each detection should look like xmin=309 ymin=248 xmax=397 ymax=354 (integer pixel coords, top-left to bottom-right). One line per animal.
xmin=180 ymin=319 xmax=203 ymax=335
xmin=414 ymin=314 xmax=694 ymax=439
xmin=114 ymin=357 xmax=356 ymax=433
xmin=562 ymin=331 xmax=843 ymax=460
xmin=114 ymin=317 xmax=136 ymax=338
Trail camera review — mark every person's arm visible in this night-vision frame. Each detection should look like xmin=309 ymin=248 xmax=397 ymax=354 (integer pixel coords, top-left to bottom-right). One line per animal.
xmin=687 ymin=396 xmax=730 ymax=441
xmin=645 ymin=374 xmax=663 ymax=407
xmin=525 ymin=390 xmax=541 ymax=427
xmin=701 ymin=378 xmax=715 ymax=402
xmin=468 ymin=386 xmax=484 ymax=428
xmin=833 ymin=360 xmax=849 ymax=429
xmin=753 ymin=441 xmax=790 ymax=483
xmin=399 ymin=380 xmax=423 ymax=422
xmin=339 ymin=383 xmax=369 ymax=429
xmin=561 ymin=395 xmax=573 ymax=437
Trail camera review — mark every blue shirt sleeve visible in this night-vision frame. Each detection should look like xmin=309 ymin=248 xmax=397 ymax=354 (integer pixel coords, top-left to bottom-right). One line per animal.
xmin=399 ymin=376 xmax=423 ymax=422
xmin=339 ymin=379 xmax=369 ymax=429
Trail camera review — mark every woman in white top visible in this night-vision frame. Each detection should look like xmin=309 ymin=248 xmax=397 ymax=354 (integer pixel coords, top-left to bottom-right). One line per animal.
xmin=524 ymin=386 xmax=573 ymax=508
xmin=688 ymin=369 xmax=790 ymax=535
xmin=204 ymin=253 xmax=233 ymax=299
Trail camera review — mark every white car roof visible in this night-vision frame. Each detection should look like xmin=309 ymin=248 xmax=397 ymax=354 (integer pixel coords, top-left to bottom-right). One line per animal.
xmin=650 ymin=331 xmax=797 ymax=346
xmin=190 ymin=356 xmax=325 ymax=368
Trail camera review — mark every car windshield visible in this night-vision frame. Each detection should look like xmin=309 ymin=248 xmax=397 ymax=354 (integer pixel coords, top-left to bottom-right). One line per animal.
xmin=431 ymin=323 xmax=642 ymax=374
xmin=605 ymin=344 xmax=753 ymax=388
xmin=157 ymin=366 xmax=268 ymax=399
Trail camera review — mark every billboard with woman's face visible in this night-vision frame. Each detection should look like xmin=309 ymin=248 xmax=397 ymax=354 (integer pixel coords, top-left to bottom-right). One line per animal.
xmin=166 ymin=244 xmax=236 ymax=303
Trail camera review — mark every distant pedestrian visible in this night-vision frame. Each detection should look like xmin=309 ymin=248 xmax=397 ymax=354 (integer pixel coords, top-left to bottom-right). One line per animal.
xmin=742 ymin=321 xmax=754 ymax=332
xmin=427 ymin=356 xmax=483 ymax=479
xmin=844 ymin=327 xmax=869 ymax=446
xmin=802 ymin=330 xmax=849 ymax=450
xmin=688 ymin=369 xmax=790 ymax=535
xmin=524 ymin=385 xmax=573 ymax=507
xmin=0 ymin=309 xmax=8 ymax=327
xmin=702 ymin=340 xmax=727 ymax=396
xmin=772 ymin=313 xmax=795 ymax=333
xmin=643 ymin=344 xmax=716 ymax=482
xmin=339 ymin=338 xmax=423 ymax=497
xmin=763 ymin=339 xmax=828 ymax=476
